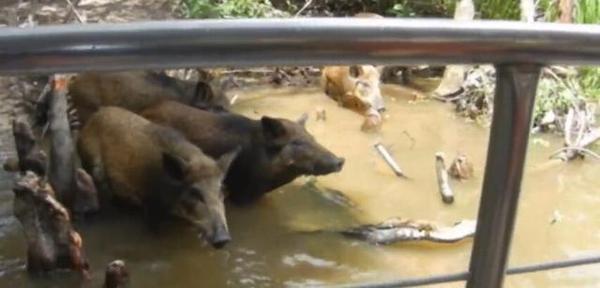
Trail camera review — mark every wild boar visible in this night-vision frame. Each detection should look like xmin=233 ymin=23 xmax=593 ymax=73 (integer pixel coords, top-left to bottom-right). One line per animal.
xmin=12 ymin=171 xmax=89 ymax=275
xmin=77 ymin=107 xmax=237 ymax=248
xmin=68 ymin=70 xmax=230 ymax=125
xmin=141 ymin=101 xmax=345 ymax=204
xmin=321 ymin=65 xmax=385 ymax=113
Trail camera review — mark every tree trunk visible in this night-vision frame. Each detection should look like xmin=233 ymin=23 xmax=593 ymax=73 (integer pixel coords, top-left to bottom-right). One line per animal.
xmin=559 ymin=0 xmax=573 ymax=23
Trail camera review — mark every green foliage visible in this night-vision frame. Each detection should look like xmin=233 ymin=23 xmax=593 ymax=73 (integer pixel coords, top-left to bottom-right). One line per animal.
xmin=182 ymin=0 xmax=287 ymax=19
xmin=574 ymin=0 xmax=600 ymax=103
xmin=475 ymin=0 xmax=520 ymax=20
xmin=536 ymin=0 xmax=560 ymax=22
xmin=575 ymin=0 xmax=600 ymax=24
xmin=579 ymin=67 xmax=600 ymax=101
xmin=534 ymin=77 xmax=575 ymax=124
xmin=386 ymin=0 xmax=456 ymax=17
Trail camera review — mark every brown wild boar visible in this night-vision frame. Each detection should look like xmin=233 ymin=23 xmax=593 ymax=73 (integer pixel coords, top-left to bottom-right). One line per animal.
xmin=141 ymin=101 xmax=345 ymax=204
xmin=321 ymin=65 xmax=385 ymax=113
xmin=78 ymin=107 xmax=237 ymax=248
xmin=13 ymin=171 xmax=89 ymax=275
xmin=321 ymin=65 xmax=385 ymax=131
xmin=68 ymin=70 xmax=230 ymax=124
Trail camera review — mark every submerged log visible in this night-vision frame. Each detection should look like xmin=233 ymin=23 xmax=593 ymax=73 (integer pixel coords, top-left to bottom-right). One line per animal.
xmin=12 ymin=171 xmax=89 ymax=275
xmin=339 ymin=218 xmax=476 ymax=245
xmin=435 ymin=153 xmax=454 ymax=204
xmin=104 ymin=260 xmax=129 ymax=288
xmin=48 ymin=75 xmax=76 ymax=207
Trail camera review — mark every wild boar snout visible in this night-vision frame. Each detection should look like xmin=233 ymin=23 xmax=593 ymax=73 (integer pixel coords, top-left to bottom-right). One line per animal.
xmin=314 ymin=155 xmax=345 ymax=175
xmin=210 ymin=223 xmax=231 ymax=249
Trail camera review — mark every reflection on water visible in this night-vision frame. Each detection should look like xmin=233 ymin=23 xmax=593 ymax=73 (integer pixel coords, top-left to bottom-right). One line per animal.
xmin=0 ymin=84 xmax=598 ymax=287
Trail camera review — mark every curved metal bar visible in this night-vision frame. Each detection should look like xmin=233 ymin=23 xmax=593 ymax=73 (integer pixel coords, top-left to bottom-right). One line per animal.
xmin=324 ymin=253 xmax=600 ymax=288
xmin=1 ymin=18 xmax=600 ymax=74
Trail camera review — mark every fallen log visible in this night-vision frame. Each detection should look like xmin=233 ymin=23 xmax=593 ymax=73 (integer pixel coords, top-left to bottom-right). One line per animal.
xmin=435 ymin=153 xmax=454 ymax=204
xmin=339 ymin=218 xmax=476 ymax=245
xmin=12 ymin=171 xmax=89 ymax=275
xmin=48 ymin=75 xmax=76 ymax=207
xmin=6 ymin=119 xmax=47 ymax=175
xmin=47 ymin=75 xmax=99 ymax=215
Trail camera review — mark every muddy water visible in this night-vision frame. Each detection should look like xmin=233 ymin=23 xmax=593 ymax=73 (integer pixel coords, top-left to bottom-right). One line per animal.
xmin=0 ymin=84 xmax=598 ymax=287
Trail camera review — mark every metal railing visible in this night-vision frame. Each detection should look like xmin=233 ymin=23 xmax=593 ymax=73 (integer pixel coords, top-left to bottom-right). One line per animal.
xmin=1 ymin=18 xmax=600 ymax=288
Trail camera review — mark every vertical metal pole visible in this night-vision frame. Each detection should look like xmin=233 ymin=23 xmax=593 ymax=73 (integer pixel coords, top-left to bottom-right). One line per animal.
xmin=466 ymin=64 xmax=541 ymax=288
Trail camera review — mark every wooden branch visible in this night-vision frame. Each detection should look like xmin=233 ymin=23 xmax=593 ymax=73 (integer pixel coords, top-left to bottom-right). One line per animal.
xmin=338 ymin=218 xmax=476 ymax=245
xmin=47 ymin=75 xmax=100 ymax=215
xmin=295 ymin=0 xmax=314 ymax=17
xmin=9 ymin=119 xmax=47 ymax=176
xmin=12 ymin=171 xmax=89 ymax=275
xmin=435 ymin=153 xmax=454 ymax=204
xmin=48 ymin=75 xmax=76 ymax=208
xmin=550 ymin=147 xmax=600 ymax=161
xmin=374 ymin=143 xmax=407 ymax=178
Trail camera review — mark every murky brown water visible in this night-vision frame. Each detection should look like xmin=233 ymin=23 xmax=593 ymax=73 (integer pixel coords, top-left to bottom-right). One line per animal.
xmin=0 ymin=84 xmax=598 ymax=287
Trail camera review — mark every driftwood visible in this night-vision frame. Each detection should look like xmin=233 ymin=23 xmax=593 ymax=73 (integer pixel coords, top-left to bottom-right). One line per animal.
xmin=6 ymin=119 xmax=47 ymax=175
xmin=551 ymin=105 xmax=600 ymax=161
xmin=339 ymin=218 xmax=476 ymax=245
xmin=48 ymin=75 xmax=77 ymax=208
xmin=104 ymin=260 xmax=129 ymax=288
xmin=12 ymin=171 xmax=89 ymax=275
xmin=374 ymin=143 xmax=406 ymax=178
xmin=435 ymin=153 xmax=454 ymax=204
xmin=27 ymin=74 xmax=100 ymax=214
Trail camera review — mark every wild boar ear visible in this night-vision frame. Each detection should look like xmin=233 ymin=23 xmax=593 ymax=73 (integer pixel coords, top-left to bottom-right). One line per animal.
xmin=297 ymin=113 xmax=308 ymax=127
xmin=261 ymin=116 xmax=287 ymax=140
xmin=349 ymin=65 xmax=361 ymax=78
xmin=75 ymin=168 xmax=96 ymax=193
xmin=162 ymin=152 xmax=188 ymax=181
xmin=217 ymin=147 xmax=240 ymax=173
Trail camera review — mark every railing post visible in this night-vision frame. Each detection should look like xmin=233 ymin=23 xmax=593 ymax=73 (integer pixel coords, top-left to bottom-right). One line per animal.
xmin=466 ymin=64 xmax=541 ymax=288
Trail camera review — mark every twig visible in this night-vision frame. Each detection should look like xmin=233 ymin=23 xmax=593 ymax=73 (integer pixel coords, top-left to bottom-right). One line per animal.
xmin=564 ymin=107 xmax=574 ymax=147
xmin=402 ymin=130 xmax=416 ymax=149
xmin=579 ymin=128 xmax=600 ymax=147
xmin=374 ymin=143 xmax=407 ymax=178
xmin=550 ymin=147 xmax=600 ymax=161
xmin=65 ymin=0 xmax=85 ymax=23
xmin=295 ymin=0 xmax=314 ymax=17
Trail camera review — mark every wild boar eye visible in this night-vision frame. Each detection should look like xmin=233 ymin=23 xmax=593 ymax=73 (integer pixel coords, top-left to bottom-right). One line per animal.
xmin=190 ymin=189 xmax=205 ymax=203
xmin=291 ymin=140 xmax=303 ymax=146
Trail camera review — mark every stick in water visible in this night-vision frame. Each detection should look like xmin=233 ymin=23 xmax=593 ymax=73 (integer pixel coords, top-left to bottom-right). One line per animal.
xmin=435 ymin=152 xmax=454 ymax=204
xmin=374 ymin=143 xmax=406 ymax=178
